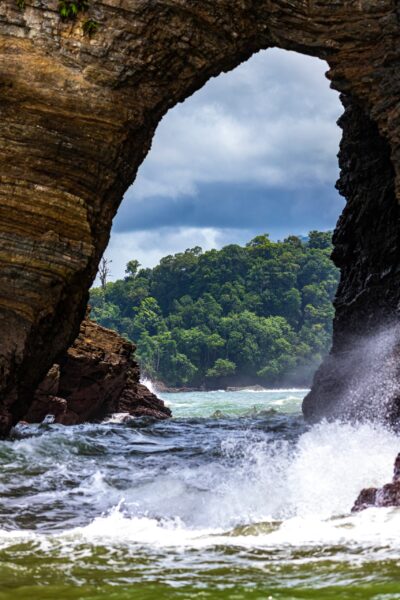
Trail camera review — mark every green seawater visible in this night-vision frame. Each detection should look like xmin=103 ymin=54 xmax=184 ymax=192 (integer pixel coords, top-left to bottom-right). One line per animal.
xmin=1 ymin=388 xmax=400 ymax=600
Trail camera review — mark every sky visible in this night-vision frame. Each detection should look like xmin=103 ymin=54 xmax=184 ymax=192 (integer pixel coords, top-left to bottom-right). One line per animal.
xmin=106 ymin=48 xmax=344 ymax=281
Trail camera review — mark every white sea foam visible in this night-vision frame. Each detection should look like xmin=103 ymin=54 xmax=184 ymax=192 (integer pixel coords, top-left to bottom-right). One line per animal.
xmin=238 ymin=388 xmax=310 ymax=394
xmin=102 ymin=412 xmax=136 ymax=424
xmin=1 ymin=418 xmax=396 ymax=558
xmin=100 ymin=420 xmax=397 ymax=547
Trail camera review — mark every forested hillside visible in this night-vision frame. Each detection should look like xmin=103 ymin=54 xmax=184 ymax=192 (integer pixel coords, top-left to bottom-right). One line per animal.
xmin=90 ymin=231 xmax=339 ymax=388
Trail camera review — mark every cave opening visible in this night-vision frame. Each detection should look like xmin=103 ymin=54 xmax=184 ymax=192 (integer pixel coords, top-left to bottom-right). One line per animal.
xmin=91 ymin=49 xmax=345 ymax=396
xmin=105 ymin=49 xmax=343 ymax=278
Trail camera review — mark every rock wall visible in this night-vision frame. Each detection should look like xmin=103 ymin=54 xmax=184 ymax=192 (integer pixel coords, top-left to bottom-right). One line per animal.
xmin=303 ymin=98 xmax=400 ymax=422
xmin=0 ymin=1 xmax=399 ymax=431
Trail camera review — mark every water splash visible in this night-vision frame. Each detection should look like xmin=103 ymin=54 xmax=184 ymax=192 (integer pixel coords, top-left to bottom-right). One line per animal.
xmin=39 ymin=418 xmax=399 ymax=552
xmin=333 ymin=324 xmax=400 ymax=423
xmin=141 ymin=377 xmax=161 ymax=397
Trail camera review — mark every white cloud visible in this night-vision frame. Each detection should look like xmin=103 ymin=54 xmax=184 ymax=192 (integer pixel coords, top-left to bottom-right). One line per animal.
xmin=103 ymin=228 xmax=235 ymax=281
xmin=126 ymin=48 xmax=342 ymax=204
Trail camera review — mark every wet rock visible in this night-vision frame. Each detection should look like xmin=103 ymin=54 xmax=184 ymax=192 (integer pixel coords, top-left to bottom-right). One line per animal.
xmin=211 ymin=410 xmax=226 ymax=419
xmin=303 ymin=100 xmax=400 ymax=424
xmin=351 ymin=487 xmax=378 ymax=512
xmin=23 ymin=318 xmax=171 ymax=425
xmin=352 ymin=453 xmax=400 ymax=512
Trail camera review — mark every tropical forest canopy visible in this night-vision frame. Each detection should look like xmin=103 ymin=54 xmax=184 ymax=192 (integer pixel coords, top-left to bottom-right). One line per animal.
xmin=90 ymin=231 xmax=339 ymax=388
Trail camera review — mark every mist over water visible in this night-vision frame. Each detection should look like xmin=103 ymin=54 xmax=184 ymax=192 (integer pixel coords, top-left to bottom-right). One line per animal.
xmin=317 ymin=324 xmax=400 ymax=423
xmin=1 ymin=386 xmax=400 ymax=599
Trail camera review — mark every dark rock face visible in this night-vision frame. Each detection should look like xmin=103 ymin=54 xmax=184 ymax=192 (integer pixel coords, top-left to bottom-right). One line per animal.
xmin=23 ymin=318 xmax=171 ymax=425
xmin=303 ymin=98 xmax=400 ymax=423
xmin=1 ymin=1 xmax=400 ymax=431
xmin=352 ymin=454 xmax=400 ymax=512
xmin=303 ymin=98 xmax=400 ymax=420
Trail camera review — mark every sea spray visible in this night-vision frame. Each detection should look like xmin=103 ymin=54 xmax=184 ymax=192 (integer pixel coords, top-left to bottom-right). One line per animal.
xmin=340 ymin=324 xmax=400 ymax=422
xmin=8 ymin=418 xmax=399 ymax=551
xmin=305 ymin=323 xmax=400 ymax=424
xmin=5 ymin=393 xmax=399 ymax=536
xmin=140 ymin=376 xmax=174 ymax=408
xmin=141 ymin=377 xmax=161 ymax=397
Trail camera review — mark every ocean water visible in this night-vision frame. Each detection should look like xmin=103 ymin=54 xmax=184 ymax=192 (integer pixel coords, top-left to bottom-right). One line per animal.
xmin=1 ymin=387 xmax=400 ymax=599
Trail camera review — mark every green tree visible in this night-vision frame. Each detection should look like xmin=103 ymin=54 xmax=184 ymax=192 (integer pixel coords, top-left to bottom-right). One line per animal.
xmin=206 ymin=358 xmax=236 ymax=379
xmin=308 ymin=230 xmax=332 ymax=250
xmin=125 ymin=259 xmax=140 ymax=279
xmin=90 ymin=230 xmax=339 ymax=388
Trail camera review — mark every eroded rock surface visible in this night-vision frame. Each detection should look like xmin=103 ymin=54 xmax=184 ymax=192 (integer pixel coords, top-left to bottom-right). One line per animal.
xmin=23 ymin=318 xmax=171 ymax=425
xmin=352 ymin=454 xmax=400 ymax=512
xmin=303 ymin=98 xmax=400 ymax=423
xmin=1 ymin=1 xmax=400 ymax=431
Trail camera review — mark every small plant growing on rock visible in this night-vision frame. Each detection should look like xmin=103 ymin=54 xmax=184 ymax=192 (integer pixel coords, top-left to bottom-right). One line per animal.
xmin=82 ymin=18 xmax=99 ymax=37
xmin=58 ymin=0 xmax=89 ymax=19
xmin=16 ymin=0 xmax=25 ymax=10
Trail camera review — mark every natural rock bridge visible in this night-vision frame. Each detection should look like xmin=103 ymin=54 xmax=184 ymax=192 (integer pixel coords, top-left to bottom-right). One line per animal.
xmin=0 ymin=0 xmax=399 ymax=433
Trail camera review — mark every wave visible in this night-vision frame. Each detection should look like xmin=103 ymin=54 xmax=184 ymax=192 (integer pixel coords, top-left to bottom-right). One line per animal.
xmin=63 ymin=504 xmax=400 ymax=555
xmin=77 ymin=417 xmax=399 ymax=558
xmin=236 ymin=387 xmax=311 ymax=393
xmin=102 ymin=413 xmax=136 ymax=424
xmin=2 ymin=419 xmax=397 ymax=554
xmin=3 ymin=400 xmax=400 ymax=578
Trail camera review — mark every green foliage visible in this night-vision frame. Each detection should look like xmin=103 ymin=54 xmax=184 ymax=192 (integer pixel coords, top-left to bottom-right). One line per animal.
xmin=206 ymin=359 xmax=236 ymax=379
xmin=59 ymin=0 xmax=89 ymax=20
xmin=125 ymin=259 xmax=141 ymax=279
xmin=82 ymin=18 xmax=99 ymax=36
xmin=16 ymin=0 xmax=25 ymax=10
xmin=90 ymin=231 xmax=339 ymax=388
xmin=308 ymin=230 xmax=332 ymax=250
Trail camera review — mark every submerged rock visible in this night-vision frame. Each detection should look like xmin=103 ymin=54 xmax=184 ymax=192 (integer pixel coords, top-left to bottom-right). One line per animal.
xmin=210 ymin=409 xmax=226 ymax=419
xmin=352 ymin=454 xmax=400 ymax=512
xmin=23 ymin=318 xmax=171 ymax=425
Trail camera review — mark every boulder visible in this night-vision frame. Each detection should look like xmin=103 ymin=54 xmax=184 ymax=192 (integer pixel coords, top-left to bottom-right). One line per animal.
xmin=23 ymin=318 xmax=171 ymax=425
xmin=352 ymin=453 xmax=400 ymax=512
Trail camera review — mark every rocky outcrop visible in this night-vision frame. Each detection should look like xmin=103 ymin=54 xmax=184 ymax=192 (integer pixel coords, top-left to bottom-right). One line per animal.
xmin=23 ymin=318 xmax=171 ymax=425
xmin=1 ymin=1 xmax=400 ymax=431
xmin=303 ymin=98 xmax=400 ymax=423
xmin=352 ymin=454 xmax=400 ymax=512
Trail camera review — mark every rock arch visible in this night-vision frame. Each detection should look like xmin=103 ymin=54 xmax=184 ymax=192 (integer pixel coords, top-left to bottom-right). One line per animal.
xmin=0 ymin=0 xmax=398 ymax=432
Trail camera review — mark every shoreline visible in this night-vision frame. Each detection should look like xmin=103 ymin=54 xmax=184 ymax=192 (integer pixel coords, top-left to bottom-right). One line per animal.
xmin=152 ymin=381 xmax=311 ymax=394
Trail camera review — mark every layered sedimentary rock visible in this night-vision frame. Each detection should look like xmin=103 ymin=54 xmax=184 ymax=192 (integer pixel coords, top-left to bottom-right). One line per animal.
xmin=0 ymin=1 xmax=400 ymax=431
xmin=23 ymin=317 xmax=171 ymax=424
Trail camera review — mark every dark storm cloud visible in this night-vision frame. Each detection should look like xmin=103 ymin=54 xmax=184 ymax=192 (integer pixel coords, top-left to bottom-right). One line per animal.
xmin=113 ymin=181 xmax=343 ymax=234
